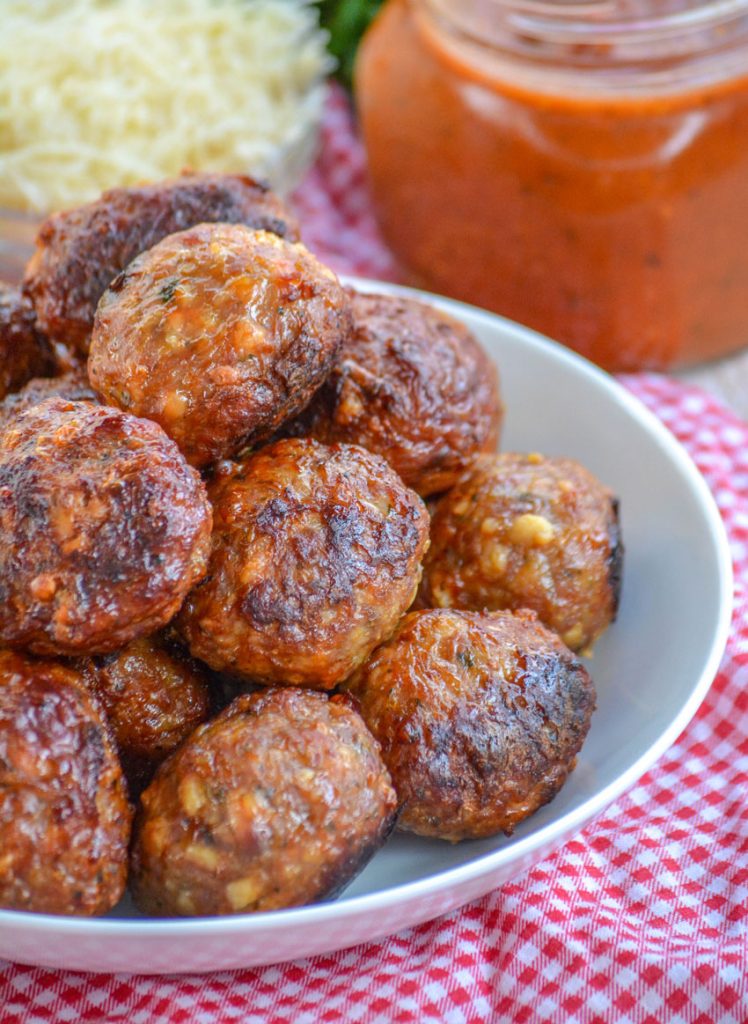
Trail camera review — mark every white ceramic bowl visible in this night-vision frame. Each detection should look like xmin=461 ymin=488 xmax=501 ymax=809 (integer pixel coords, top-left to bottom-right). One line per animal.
xmin=0 ymin=280 xmax=732 ymax=974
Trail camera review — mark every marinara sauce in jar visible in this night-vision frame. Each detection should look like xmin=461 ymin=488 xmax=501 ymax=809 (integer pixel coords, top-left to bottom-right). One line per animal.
xmin=356 ymin=0 xmax=748 ymax=370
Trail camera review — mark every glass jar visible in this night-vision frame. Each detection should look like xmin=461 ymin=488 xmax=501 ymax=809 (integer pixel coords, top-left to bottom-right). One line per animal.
xmin=355 ymin=0 xmax=748 ymax=371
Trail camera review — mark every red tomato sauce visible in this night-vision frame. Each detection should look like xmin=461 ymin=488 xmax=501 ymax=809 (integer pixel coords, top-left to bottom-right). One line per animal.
xmin=356 ymin=0 xmax=748 ymax=370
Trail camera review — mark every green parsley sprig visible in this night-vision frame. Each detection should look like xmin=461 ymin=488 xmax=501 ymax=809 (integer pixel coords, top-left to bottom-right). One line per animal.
xmin=315 ymin=0 xmax=384 ymax=88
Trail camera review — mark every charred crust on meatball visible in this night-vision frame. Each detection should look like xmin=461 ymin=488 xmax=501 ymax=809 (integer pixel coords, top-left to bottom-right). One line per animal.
xmin=76 ymin=632 xmax=212 ymax=796
xmin=607 ymin=497 xmax=624 ymax=620
xmin=0 ymin=283 xmax=56 ymax=400
xmin=346 ymin=608 xmax=596 ymax=842
xmin=88 ymin=224 xmax=353 ymax=468
xmin=419 ymin=453 xmax=622 ymax=652
xmin=177 ymin=438 xmax=430 ymax=689
xmin=0 ymin=649 xmax=131 ymax=915
xmin=284 ymin=289 xmax=502 ymax=496
xmin=130 ymin=687 xmax=397 ymax=916
xmin=0 ymin=398 xmax=212 ymax=655
xmin=0 ymin=367 xmax=97 ymax=434
xmin=23 ymin=172 xmax=300 ymax=354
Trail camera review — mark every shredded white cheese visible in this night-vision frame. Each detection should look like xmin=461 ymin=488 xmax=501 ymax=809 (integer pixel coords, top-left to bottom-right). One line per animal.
xmin=0 ymin=0 xmax=332 ymax=211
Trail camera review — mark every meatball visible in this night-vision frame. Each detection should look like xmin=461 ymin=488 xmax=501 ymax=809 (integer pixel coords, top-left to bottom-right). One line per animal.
xmin=0 ymin=283 xmax=55 ymax=399
xmin=0 ymin=399 xmax=212 ymax=656
xmin=178 ymin=438 xmax=430 ymax=689
xmin=289 ymin=290 xmax=502 ymax=496
xmin=0 ymin=649 xmax=131 ymax=915
xmin=77 ymin=633 xmax=212 ymax=795
xmin=130 ymin=687 xmax=397 ymax=916
xmin=420 ymin=453 xmax=623 ymax=653
xmin=0 ymin=366 xmax=96 ymax=433
xmin=23 ymin=172 xmax=299 ymax=355
xmin=346 ymin=608 xmax=596 ymax=842
xmin=89 ymin=224 xmax=351 ymax=468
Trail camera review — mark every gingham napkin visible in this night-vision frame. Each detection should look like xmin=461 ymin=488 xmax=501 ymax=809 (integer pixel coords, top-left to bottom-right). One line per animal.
xmin=2 ymin=87 xmax=748 ymax=1024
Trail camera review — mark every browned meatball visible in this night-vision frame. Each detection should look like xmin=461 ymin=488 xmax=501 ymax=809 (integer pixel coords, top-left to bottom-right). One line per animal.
xmin=0 ymin=399 xmax=212 ymax=656
xmin=346 ymin=608 xmax=595 ymax=842
xmin=0 ymin=366 xmax=96 ymax=433
xmin=178 ymin=438 xmax=430 ymax=689
xmin=420 ymin=453 xmax=623 ymax=653
xmin=0 ymin=649 xmax=131 ymax=915
xmin=0 ymin=283 xmax=56 ymax=399
xmin=130 ymin=687 xmax=397 ymax=916
xmin=77 ymin=634 xmax=212 ymax=795
xmin=289 ymin=290 xmax=502 ymax=496
xmin=89 ymin=224 xmax=351 ymax=468
xmin=23 ymin=172 xmax=299 ymax=355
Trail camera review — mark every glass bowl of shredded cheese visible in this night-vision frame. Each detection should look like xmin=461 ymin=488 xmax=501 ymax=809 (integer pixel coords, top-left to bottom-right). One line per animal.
xmin=0 ymin=0 xmax=332 ymax=281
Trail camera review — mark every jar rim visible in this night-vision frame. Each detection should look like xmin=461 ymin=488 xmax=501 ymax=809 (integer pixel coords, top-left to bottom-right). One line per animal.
xmin=477 ymin=0 xmax=748 ymax=38
xmin=420 ymin=0 xmax=748 ymax=94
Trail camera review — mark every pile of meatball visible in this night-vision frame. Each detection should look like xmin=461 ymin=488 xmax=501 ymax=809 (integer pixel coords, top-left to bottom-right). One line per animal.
xmin=0 ymin=172 xmax=622 ymax=919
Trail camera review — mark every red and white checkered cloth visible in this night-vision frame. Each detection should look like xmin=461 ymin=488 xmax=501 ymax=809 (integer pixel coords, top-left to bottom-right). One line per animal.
xmin=3 ymin=87 xmax=748 ymax=1024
